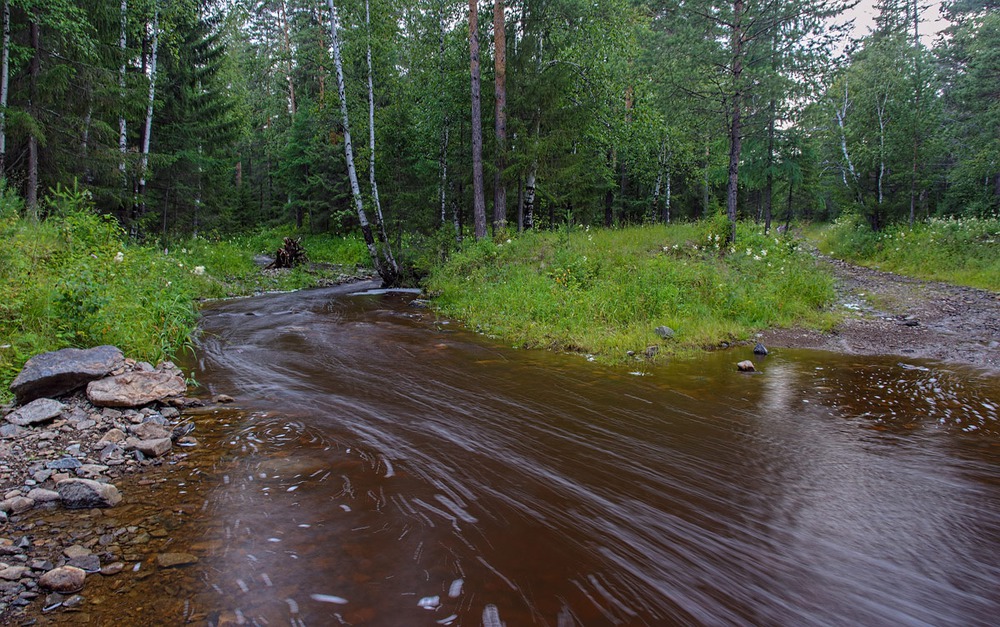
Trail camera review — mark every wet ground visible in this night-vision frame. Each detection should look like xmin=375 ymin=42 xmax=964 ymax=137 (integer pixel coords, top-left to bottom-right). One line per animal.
xmin=15 ymin=282 xmax=1000 ymax=626
xmin=760 ymin=253 xmax=1000 ymax=372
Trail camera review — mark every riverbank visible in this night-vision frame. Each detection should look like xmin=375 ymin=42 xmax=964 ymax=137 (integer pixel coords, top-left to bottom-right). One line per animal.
xmin=425 ymin=222 xmax=838 ymax=361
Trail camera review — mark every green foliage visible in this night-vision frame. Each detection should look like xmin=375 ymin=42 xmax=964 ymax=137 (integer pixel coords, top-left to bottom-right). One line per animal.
xmin=425 ymin=222 xmax=835 ymax=360
xmin=818 ymin=215 xmax=1000 ymax=291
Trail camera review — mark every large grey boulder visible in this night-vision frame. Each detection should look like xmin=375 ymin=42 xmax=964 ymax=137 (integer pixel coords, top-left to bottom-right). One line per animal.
xmin=10 ymin=346 xmax=124 ymax=404
xmin=5 ymin=398 xmax=66 ymax=426
xmin=56 ymin=478 xmax=122 ymax=509
xmin=86 ymin=371 xmax=186 ymax=408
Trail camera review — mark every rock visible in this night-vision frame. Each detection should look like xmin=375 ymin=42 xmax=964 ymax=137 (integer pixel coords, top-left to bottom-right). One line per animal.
xmin=644 ymin=345 xmax=659 ymax=358
xmin=753 ymin=342 xmax=768 ymax=355
xmin=0 ymin=424 xmax=27 ymax=439
xmin=737 ymin=360 xmax=756 ymax=372
xmin=213 ymin=394 xmax=235 ymax=404
xmin=5 ymin=398 xmax=66 ymax=427
xmin=63 ymin=545 xmax=92 ymax=560
xmin=56 ymin=479 xmax=121 ymax=509
xmin=10 ymin=346 xmax=124 ymax=405
xmin=67 ymin=555 xmax=101 ymax=573
xmin=98 ymin=428 xmax=127 ymax=444
xmin=32 ymin=469 xmax=53 ymax=483
xmin=25 ymin=489 xmax=60 ymax=504
xmin=38 ymin=566 xmax=86 ymax=593
xmin=45 ymin=457 xmax=82 ymax=471
xmin=155 ymin=553 xmax=198 ymax=568
xmin=76 ymin=464 xmax=109 ymax=478
xmin=100 ymin=562 xmax=124 ymax=576
xmin=0 ymin=497 xmax=34 ymax=514
xmin=0 ymin=566 xmax=28 ymax=580
xmin=128 ymin=423 xmax=171 ymax=441
xmin=171 ymin=423 xmax=195 ymax=441
xmin=125 ymin=437 xmax=172 ymax=458
xmin=159 ymin=407 xmax=180 ymax=420
xmin=86 ymin=372 xmax=187 ymax=408
xmin=654 ymin=326 xmax=675 ymax=339
xmin=155 ymin=361 xmax=183 ymax=378
xmin=177 ymin=436 xmax=199 ymax=447
xmin=71 ymin=419 xmax=97 ymax=431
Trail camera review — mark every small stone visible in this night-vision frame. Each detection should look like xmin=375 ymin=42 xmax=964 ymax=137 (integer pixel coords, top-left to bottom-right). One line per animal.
xmin=25 ymin=489 xmax=60 ymax=504
xmin=100 ymin=562 xmax=124 ymax=576
xmin=63 ymin=545 xmax=92 ymax=560
xmin=737 ymin=360 xmax=756 ymax=372
xmin=0 ymin=497 xmax=34 ymax=514
xmin=33 ymin=470 xmax=52 ymax=484
xmin=177 ymin=436 xmax=199 ymax=447
xmin=128 ymin=423 xmax=171 ymax=440
xmin=155 ymin=553 xmax=198 ymax=568
xmin=45 ymin=457 xmax=82 ymax=471
xmin=99 ymin=428 xmax=127 ymax=444
xmin=0 ymin=424 xmax=27 ymax=439
xmin=644 ymin=345 xmax=659 ymax=358
xmin=654 ymin=326 xmax=675 ymax=339
xmin=213 ymin=394 xmax=235 ymax=404
xmin=5 ymin=399 xmax=66 ymax=427
xmin=159 ymin=407 xmax=180 ymax=420
xmin=67 ymin=555 xmax=101 ymax=573
xmin=38 ymin=566 xmax=86 ymax=593
xmin=753 ymin=342 xmax=768 ymax=355
xmin=56 ymin=479 xmax=122 ymax=509
xmin=76 ymin=464 xmax=109 ymax=478
xmin=71 ymin=419 xmax=97 ymax=431
xmin=124 ymin=437 xmax=171 ymax=458
xmin=61 ymin=594 xmax=85 ymax=608
xmin=0 ymin=566 xmax=28 ymax=580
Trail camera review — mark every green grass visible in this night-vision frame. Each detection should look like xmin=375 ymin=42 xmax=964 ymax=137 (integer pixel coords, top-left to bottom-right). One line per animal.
xmin=425 ymin=221 xmax=837 ymax=361
xmin=814 ymin=214 xmax=1000 ymax=292
xmin=0 ymin=190 xmax=372 ymax=402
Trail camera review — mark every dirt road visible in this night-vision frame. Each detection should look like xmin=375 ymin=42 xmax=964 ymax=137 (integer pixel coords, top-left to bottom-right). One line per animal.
xmin=759 ymin=254 xmax=1000 ymax=373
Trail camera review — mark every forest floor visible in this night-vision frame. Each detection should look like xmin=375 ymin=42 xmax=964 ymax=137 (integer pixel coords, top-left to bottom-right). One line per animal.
xmin=758 ymin=250 xmax=1000 ymax=373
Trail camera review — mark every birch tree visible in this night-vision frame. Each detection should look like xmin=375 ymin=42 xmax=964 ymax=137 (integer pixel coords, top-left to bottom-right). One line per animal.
xmin=468 ymin=0 xmax=486 ymax=239
xmin=135 ymin=2 xmax=159 ymax=223
xmin=492 ymin=0 xmax=506 ymax=232
xmin=326 ymin=0 xmax=398 ymax=286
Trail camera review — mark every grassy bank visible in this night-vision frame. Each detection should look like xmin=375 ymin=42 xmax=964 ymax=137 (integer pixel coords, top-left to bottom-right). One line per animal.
xmin=815 ymin=215 xmax=1000 ymax=292
xmin=425 ymin=221 xmax=837 ymax=360
xmin=0 ymin=189 xmax=370 ymax=401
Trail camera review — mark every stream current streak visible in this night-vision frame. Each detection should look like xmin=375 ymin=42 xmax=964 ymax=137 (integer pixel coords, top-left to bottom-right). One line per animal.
xmin=193 ymin=283 xmax=1000 ymax=626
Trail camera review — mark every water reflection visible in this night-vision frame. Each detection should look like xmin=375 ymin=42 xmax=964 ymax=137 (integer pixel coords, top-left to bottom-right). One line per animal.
xmin=33 ymin=284 xmax=1000 ymax=625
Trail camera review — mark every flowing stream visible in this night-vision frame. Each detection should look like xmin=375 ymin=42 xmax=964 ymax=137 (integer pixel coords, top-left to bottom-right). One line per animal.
xmin=41 ymin=282 xmax=1000 ymax=625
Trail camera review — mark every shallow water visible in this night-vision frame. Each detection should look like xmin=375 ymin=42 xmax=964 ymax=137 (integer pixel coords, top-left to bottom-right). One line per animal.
xmin=34 ymin=283 xmax=1000 ymax=625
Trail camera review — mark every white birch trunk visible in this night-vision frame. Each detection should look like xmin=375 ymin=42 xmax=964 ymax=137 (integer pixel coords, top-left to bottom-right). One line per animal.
xmin=138 ymin=6 xmax=159 ymax=208
xmin=835 ymin=81 xmax=858 ymax=191
xmin=439 ymin=122 xmax=449 ymax=226
xmin=279 ymin=0 xmax=296 ymax=117
xmin=523 ymin=162 xmax=537 ymax=230
xmin=664 ymin=155 xmax=671 ymax=224
xmin=365 ymin=0 xmax=393 ymax=255
xmin=876 ymin=91 xmax=888 ymax=206
xmin=118 ymin=0 xmax=127 ymax=177
xmin=0 ymin=0 xmax=9 ymax=173
xmin=327 ymin=0 xmax=397 ymax=285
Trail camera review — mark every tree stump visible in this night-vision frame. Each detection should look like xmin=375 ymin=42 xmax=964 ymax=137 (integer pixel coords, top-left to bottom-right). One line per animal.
xmin=266 ymin=238 xmax=307 ymax=269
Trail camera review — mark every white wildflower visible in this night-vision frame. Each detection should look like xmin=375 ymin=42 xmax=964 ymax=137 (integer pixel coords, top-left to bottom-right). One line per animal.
xmin=114 ymin=252 xmax=124 ymax=263
xmin=753 ymin=255 xmax=761 ymax=261
xmin=192 ymin=266 xmax=206 ymax=276
xmin=761 ymin=249 xmax=767 ymax=256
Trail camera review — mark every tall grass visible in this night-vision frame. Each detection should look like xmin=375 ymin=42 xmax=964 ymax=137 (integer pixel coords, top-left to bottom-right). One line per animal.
xmin=817 ymin=214 xmax=1000 ymax=292
xmin=425 ymin=221 xmax=836 ymax=360
xmin=0 ymin=188 xmax=373 ymax=402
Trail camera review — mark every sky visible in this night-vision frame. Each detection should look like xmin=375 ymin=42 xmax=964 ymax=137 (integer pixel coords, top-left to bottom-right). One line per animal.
xmin=844 ymin=0 xmax=951 ymax=46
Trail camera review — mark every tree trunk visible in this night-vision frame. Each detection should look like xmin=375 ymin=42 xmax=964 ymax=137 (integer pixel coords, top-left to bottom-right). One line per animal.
xmin=663 ymin=155 xmax=671 ymax=224
xmin=516 ymin=176 xmax=523 ymax=231
xmin=725 ymin=0 xmax=744 ymax=245
xmin=604 ymin=149 xmax=615 ymax=227
xmin=365 ymin=0 xmax=395 ymax=271
xmin=327 ymin=0 xmax=398 ymax=286
xmin=783 ymin=177 xmax=794 ymax=232
xmin=764 ymin=105 xmax=775 ymax=233
xmin=118 ymin=0 xmax=128 ymax=180
xmin=439 ymin=121 xmax=449 ymax=227
xmin=702 ymin=138 xmax=710 ymax=219
xmin=492 ymin=0 xmax=507 ymax=233
xmin=524 ymin=158 xmax=537 ymax=231
xmin=876 ymin=91 xmax=887 ymax=207
xmin=279 ymin=0 xmax=296 ymax=117
xmin=26 ymin=19 xmax=40 ymax=218
xmin=0 ymin=0 xmax=10 ymax=175
xmin=136 ymin=5 xmax=159 ymax=224
xmin=469 ymin=0 xmax=487 ymax=239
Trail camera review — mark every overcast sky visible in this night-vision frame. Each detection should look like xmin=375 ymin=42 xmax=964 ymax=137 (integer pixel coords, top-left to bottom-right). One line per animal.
xmin=844 ymin=0 xmax=951 ymax=45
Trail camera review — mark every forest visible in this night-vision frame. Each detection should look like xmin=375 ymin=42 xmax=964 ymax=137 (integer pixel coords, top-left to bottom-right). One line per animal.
xmin=0 ymin=0 xmax=995 ymax=260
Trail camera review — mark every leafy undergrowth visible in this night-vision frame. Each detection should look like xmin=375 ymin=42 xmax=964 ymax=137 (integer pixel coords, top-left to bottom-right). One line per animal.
xmin=0 ymin=190 xmax=371 ymax=402
xmin=425 ymin=220 xmax=837 ymax=361
xmin=815 ymin=215 xmax=1000 ymax=292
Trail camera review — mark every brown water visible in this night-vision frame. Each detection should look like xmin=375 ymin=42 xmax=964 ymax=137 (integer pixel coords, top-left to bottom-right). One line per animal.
xmin=35 ymin=282 xmax=1000 ymax=625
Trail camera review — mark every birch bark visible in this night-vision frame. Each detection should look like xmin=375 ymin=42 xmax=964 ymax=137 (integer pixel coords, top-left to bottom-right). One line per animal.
xmin=119 ymin=0 xmax=128 ymax=179
xmin=327 ymin=0 xmax=398 ymax=286
xmin=469 ymin=0 xmax=487 ymax=239
xmin=137 ymin=5 xmax=159 ymax=219
xmin=0 ymin=0 xmax=9 ymax=174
